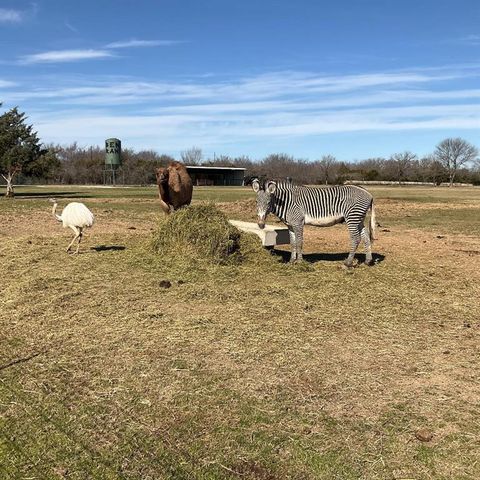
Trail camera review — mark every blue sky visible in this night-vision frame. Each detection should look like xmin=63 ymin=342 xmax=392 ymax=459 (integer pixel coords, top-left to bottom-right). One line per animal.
xmin=0 ymin=0 xmax=479 ymax=161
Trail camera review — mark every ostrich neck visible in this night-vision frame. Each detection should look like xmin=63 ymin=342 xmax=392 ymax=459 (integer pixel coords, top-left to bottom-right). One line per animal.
xmin=52 ymin=203 xmax=62 ymax=221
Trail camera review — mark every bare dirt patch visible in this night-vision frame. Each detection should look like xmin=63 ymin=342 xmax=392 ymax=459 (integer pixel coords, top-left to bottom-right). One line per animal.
xmin=1 ymin=187 xmax=480 ymax=479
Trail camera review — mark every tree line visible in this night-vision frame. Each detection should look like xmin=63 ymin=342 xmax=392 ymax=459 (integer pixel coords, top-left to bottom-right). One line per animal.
xmin=37 ymin=141 xmax=479 ymax=188
xmin=1 ymin=106 xmax=479 ymax=196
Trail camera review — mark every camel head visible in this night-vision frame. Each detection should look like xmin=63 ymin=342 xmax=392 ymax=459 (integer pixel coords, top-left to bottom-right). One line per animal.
xmin=156 ymin=167 xmax=169 ymax=184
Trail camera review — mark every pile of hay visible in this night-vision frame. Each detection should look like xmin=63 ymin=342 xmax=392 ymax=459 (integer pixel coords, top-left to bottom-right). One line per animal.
xmin=151 ymin=204 xmax=269 ymax=265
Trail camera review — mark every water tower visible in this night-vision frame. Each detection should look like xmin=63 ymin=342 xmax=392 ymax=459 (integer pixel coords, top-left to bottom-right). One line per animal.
xmin=104 ymin=138 xmax=122 ymax=185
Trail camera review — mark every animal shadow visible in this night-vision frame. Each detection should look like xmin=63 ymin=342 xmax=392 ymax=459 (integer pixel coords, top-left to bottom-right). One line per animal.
xmin=91 ymin=245 xmax=126 ymax=252
xmin=272 ymin=249 xmax=386 ymax=265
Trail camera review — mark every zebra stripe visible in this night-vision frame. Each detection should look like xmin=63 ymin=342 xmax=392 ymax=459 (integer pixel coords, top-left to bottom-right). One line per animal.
xmin=254 ymin=180 xmax=376 ymax=266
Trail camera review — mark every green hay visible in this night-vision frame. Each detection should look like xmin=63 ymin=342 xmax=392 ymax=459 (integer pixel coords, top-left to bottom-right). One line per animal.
xmin=151 ymin=204 xmax=272 ymax=266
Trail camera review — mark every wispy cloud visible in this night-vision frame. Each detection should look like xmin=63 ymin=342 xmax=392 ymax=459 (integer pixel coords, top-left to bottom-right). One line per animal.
xmin=3 ymin=64 xmax=480 ymax=156
xmin=0 ymin=79 xmax=16 ymax=88
xmin=29 ymin=105 xmax=480 ymax=153
xmin=5 ymin=69 xmax=472 ymax=105
xmin=105 ymin=39 xmax=183 ymax=49
xmin=0 ymin=8 xmax=23 ymax=23
xmin=20 ymin=49 xmax=114 ymax=64
xmin=460 ymin=34 xmax=480 ymax=46
xmin=18 ymin=38 xmax=182 ymax=65
xmin=446 ymin=34 xmax=480 ymax=46
xmin=64 ymin=20 xmax=78 ymax=33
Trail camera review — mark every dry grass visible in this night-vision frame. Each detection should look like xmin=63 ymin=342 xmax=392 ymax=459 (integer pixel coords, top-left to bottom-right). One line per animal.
xmin=1 ymin=185 xmax=480 ymax=479
xmin=150 ymin=204 xmax=268 ymax=267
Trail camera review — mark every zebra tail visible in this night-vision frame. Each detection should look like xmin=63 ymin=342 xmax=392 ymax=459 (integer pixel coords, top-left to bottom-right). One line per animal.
xmin=369 ymin=200 xmax=376 ymax=244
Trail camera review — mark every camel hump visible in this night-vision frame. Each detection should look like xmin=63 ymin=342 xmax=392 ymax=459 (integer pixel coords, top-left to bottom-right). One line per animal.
xmin=168 ymin=161 xmax=191 ymax=193
xmin=168 ymin=161 xmax=184 ymax=169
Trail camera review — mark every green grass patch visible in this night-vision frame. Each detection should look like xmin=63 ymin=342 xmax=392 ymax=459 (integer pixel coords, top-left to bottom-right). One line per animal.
xmin=381 ymin=207 xmax=480 ymax=235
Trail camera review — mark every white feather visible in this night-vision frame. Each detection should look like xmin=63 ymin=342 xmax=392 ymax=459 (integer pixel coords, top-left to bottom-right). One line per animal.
xmin=59 ymin=202 xmax=94 ymax=229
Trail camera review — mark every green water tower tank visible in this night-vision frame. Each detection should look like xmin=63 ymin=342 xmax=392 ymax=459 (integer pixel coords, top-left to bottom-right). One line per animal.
xmin=105 ymin=138 xmax=122 ymax=168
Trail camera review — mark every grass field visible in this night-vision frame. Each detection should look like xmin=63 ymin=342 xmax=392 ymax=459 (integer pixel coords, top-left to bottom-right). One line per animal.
xmin=1 ymin=184 xmax=480 ymax=479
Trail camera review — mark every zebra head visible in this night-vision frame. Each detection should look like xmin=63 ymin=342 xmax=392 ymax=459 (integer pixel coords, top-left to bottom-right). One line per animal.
xmin=252 ymin=179 xmax=277 ymax=229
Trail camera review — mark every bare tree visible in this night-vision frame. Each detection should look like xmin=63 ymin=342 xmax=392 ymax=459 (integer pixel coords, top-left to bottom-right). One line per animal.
xmin=434 ymin=138 xmax=478 ymax=187
xmin=419 ymin=155 xmax=447 ymax=185
xmin=180 ymin=146 xmax=203 ymax=165
xmin=318 ymin=155 xmax=337 ymax=185
xmin=356 ymin=157 xmax=386 ymax=181
xmin=388 ymin=151 xmax=417 ymax=184
xmin=259 ymin=154 xmax=313 ymax=183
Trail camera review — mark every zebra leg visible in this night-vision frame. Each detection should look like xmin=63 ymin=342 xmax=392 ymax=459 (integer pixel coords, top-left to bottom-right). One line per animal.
xmin=294 ymin=225 xmax=304 ymax=263
xmin=345 ymin=222 xmax=362 ymax=267
xmin=286 ymin=211 xmax=304 ymax=263
xmin=288 ymin=227 xmax=297 ymax=262
xmin=361 ymin=226 xmax=373 ymax=265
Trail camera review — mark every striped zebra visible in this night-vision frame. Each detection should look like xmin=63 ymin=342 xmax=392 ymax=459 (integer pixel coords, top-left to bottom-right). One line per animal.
xmin=252 ymin=179 xmax=376 ymax=266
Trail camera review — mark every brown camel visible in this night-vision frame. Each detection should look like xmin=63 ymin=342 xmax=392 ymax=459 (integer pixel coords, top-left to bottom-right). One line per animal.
xmin=156 ymin=161 xmax=193 ymax=213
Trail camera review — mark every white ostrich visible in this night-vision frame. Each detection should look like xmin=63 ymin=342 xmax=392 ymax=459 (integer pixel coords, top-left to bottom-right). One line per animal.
xmin=50 ymin=198 xmax=95 ymax=254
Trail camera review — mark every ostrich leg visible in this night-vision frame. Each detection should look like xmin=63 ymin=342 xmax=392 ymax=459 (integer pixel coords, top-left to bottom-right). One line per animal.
xmin=67 ymin=226 xmax=80 ymax=253
xmin=74 ymin=228 xmax=84 ymax=254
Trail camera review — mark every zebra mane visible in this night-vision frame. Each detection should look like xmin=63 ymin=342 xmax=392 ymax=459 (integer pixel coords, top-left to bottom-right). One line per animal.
xmin=275 ymin=180 xmax=297 ymax=188
xmin=258 ymin=178 xmax=298 ymax=190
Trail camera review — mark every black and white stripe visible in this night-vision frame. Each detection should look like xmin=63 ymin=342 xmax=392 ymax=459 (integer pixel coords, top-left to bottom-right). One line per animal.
xmin=252 ymin=180 xmax=376 ymax=266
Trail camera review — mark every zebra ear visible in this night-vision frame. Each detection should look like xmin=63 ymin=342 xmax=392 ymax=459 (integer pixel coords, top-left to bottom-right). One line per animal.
xmin=266 ymin=181 xmax=277 ymax=194
xmin=252 ymin=179 xmax=261 ymax=193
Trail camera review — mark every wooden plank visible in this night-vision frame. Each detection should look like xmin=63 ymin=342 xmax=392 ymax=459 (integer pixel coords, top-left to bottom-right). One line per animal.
xmin=229 ymin=220 xmax=290 ymax=247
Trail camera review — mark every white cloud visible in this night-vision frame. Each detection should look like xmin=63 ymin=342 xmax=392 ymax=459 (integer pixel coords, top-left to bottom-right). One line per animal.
xmin=0 ymin=79 xmax=16 ymax=88
xmin=30 ymin=107 xmax=480 ymax=153
xmin=0 ymin=8 xmax=23 ymax=23
xmin=20 ymin=49 xmax=114 ymax=64
xmin=17 ymin=38 xmax=182 ymax=65
xmin=105 ymin=39 xmax=182 ymax=49
xmin=458 ymin=34 xmax=480 ymax=45
xmin=6 ymin=68 xmax=470 ymax=106
xmin=4 ymin=64 xmax=480 ymax=154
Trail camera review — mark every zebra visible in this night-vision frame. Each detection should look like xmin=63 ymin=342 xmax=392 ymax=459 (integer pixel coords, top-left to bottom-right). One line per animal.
xmin=251 ymin=179 xmax=376 ymax=266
